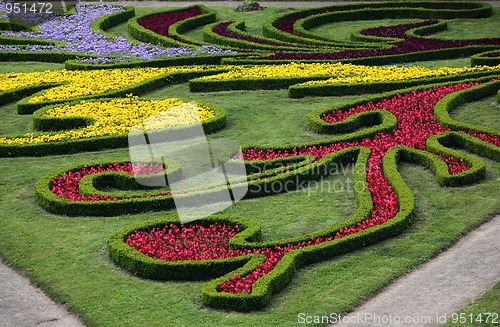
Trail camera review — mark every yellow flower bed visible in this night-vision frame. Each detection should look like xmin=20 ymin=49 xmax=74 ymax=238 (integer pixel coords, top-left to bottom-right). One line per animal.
xmin=0 ymin=97 xmax=214 ymax=145
xmin=0 ymin=66 xmax=207 ymax=104
xmin=198 ymin=62 xmax=500 ymax=84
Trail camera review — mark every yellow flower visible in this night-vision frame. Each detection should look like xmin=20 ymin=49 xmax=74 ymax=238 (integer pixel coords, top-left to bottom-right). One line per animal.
xmin=0 ymin=66 xmax=211 ymax=104
xmin=0 ymin=97 xmax=215 ymax=145
xmin=197 ymin=62 xmax=500 ymax=85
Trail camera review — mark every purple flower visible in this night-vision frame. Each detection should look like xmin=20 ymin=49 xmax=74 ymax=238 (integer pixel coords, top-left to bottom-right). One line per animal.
xmin=0 ymin=2 xmax=233 ymax=62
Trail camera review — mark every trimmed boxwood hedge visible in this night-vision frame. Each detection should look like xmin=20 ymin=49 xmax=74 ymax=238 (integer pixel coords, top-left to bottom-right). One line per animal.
xmin=8 ymin=67 xmax=229 ymax=114
xmin=471 ymin=50 xmax=500 ymax=67
xmin=63 ymin=54 xmax=239 ymax=70
xmin=1 ymin=98 xmax=227 ymax=157
xmin=36 ymin=77 xmax=500 ymax=218
xmin=221 ymin=44 xmax=500 ymax=66
xmin=189 ymin=74 xmax=336 ymax=93
xmin=0 ymin=48 xmax=97 ymax=63
xmin=262 ymin=1 xmax=491 ymax=47
xmin=108 ymin=134 xmax=496 ymax=310
xmin=202 ymin=20 xmax=321 ymax=52
xmin=289 ymin=69 xmax=500 ymax=98
xmin=128 ymin=5 xmax=215 ymax=49
xmin=90 ymin=6 xmax=136 ymax=39
xmin=189 ymin=68 xmax=500 ymax=95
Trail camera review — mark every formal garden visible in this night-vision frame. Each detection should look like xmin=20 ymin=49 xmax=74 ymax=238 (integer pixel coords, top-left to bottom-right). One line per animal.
xmin=0 ymin=0 xmax=499 ymax=326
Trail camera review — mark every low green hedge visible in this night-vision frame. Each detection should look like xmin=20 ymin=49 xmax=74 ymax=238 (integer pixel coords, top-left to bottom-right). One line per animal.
xmin=0 ymin=35 xmax=59 ymax=46
xmin=289 ymin=69 xmax=500 ymax=98
xmin=434 ymin=79 xmax=500 ymax=136
xmin=107 ymin=126 xmax=496 ymax=310
xmin=189 ymin=75 xmax=335 ymax=93
xmin=471 ymin=51 xmax=500 ymax=67
xmin=0 ymin=48 xmax=96 ymax=63
xmin=64 ymin=54 xmax=239 ymax=70
xmin=90 ymin=6 xmax=136 ymax=39
xmin=128 ymin=5 xmax=215 ymax=49
xmin=1 ymin=99 xmax=227 ymax=157
xmin=202 ymin=20 xmax=319 ymax=52
xmin=262 ymin=1 xmax=490 ymax=47
xmin=349 ymin=20 xmax=449 ymax=44
xmin=221 ymin=44 xmax=500 ymax=66
xmin=10 ymin=67 xmax=228 ymax=114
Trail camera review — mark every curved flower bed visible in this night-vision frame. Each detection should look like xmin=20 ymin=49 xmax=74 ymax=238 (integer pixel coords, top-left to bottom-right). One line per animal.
xmin=0 ymin=3 xmax=230 ymax=62
xmin=138 ymin=6 xmax=203 ymax=44
xmin=0 ymin=65 xmax=228 ymax=114
xmin=105 ymin=79 xmax=500 ymax=311
xmin=471 ymin=50 xmax=500 ymax=67
xmin=0 ymin=96 xmax=227 ymax=156
xmin=1 ymin=97 xmax=216 ymax=145
xmin=190 ymin=62 xmax=500 ymax=92
xmin=33 ymin=77 xmax=499 ymax=310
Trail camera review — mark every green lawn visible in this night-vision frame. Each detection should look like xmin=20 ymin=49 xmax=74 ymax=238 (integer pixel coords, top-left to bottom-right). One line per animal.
xmin=0 ymin=4 xmax=499 ymax=327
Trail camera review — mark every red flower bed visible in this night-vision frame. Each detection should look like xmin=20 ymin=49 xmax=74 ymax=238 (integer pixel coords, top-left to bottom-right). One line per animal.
xmin=125 ymin=82 xmax=500 ymax=294
xmin=51 ymin=163 xmax=165 ymax=201
xmin=138 ymin=7 xmax=203 ymax=43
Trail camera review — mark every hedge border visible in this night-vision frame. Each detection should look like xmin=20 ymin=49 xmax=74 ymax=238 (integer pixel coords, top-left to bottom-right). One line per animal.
xmin=108 ymin=131 xmax=497 ymax=310
xmin=35 ymin=77 xmax=500 ymax=218
xmin=289 ymin=69 xmax=500 ymax=98
xmin=6 ymin=66 xmax=229 ymax=114
xmin=1 ymin=97 xmax=227 ymax=157
xmin=202 ymin=20 xmax=321 ymax=52
xmin=63 ymin=54 xmax=240 ymax=70
xmin=128 ymin=5 xmax=215 ymax=49
xmin=261 ymin=1 xmax=490 ymax=48
xmin=471 ymin=50 xmax=500 ymax=67
xmin=307 ymin=75 xmax=500 ymax=134
xmin=89 ymin=6 xmax=136 ymax=40
xmin=189 ymin=67 xmax=500 ymax=95
xmin=221 ymin=44 xmax=500 ymax=66
xmin=189 ymin=74 xmax=336 ymax=93
xmin=294 ymin=2 xmax=490 ymax=46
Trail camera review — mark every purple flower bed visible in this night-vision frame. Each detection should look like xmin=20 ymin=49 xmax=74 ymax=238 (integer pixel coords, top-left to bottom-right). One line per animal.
xmin=0 ymin=3 xmax=232 ymax=62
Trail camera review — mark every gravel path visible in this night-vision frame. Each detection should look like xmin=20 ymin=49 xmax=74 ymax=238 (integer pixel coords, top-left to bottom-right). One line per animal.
xmin=0 ymin=263 xmax=84 ymax=327
xmin=331 ymin=215 xmax=500 ymax=327
xmin=1 ymin=215 xmax=498 ymax=327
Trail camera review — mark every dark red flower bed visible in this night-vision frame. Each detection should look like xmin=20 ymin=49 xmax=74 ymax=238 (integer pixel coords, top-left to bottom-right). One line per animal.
xmin=259 ymin=9 xmax=500 ymax=61
xmin=484 ymin=52 xmax=500 ymax=57
xmin=272 ymin=4 xmax=475 ymax=39
xmin=124 ymin=82 xmax=500 ymax=294
xmin=361 ymin=20 xmax=438 ymax=39
xmin=51 ymin=163 xmax=165 ymax=201
xmin=212 ymin=21 xmax=300 ymax=48
xmin=254 ymin=34 xmax=500 ymax=61
xmin=138 ymin=7 xmax=203 ymax=43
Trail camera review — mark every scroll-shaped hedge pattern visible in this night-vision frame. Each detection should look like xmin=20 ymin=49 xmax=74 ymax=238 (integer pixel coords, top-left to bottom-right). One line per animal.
xmin=34 ymin=76 xmax=500 ymax=310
